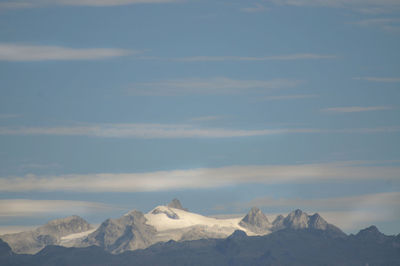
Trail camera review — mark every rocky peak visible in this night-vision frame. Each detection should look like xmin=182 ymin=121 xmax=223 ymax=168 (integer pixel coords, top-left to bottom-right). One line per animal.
xmin=37 ymin=215 xmax=92 ymax=238
xmin=284 ymin=209 xmax=309 ymax=229
xmin=239 ymin=207 xmax=270 ymax=234
xmin=83 ymin=210 xmax=157 ymax=254
xmin=308 ymin=213 xmax=328 ymax=230
xmin=271 ymin=214 xmax=285 ymax=231
xmin=227 ymin=230 xmax=247 ymax=240
xmin=167 ymin=199 xmax=188 ymax=211
xmin=356 ymin=225 xmax=387 ymax=242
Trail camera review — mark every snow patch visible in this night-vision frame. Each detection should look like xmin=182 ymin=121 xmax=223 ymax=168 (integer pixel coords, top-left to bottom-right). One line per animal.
xmin=144 ymin=206 xmax=261 ymax=237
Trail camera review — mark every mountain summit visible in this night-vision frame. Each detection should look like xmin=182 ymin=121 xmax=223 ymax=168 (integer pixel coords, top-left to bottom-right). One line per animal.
xmin=0 ymin=215 xmax=92 ymax=254
xmin=167 ymin=198 xmax=188 ymax=211
xmin=239 ymin=207 xmax=270 ymax=234
xmin=282 ymin=209 xmax=345 ymax=237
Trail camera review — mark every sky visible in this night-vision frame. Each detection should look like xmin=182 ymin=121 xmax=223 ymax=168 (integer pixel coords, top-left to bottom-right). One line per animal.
xmin=0 ymin=0 xmax=399 ymax=235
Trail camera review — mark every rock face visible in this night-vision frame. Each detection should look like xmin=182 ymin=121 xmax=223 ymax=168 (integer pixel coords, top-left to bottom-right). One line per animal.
xmin=0 ymin=216 xmax=92 ymax=254
xmin=82 ymin=210 xmax=157 ymax=254
xmin=271 ymin=214 xmax=285 ymax=231
xmin=167 ymin=198 xmax=188 ymax=211
xmin=353 ymin=225 xmax=390 ymax=243
xmin=239 ymin=207 xmax=270 ymax=234
xmin=283 ymin=209 xmax=309 ymax=229
xmin=282 ymin=210 xmax=345 ymax=237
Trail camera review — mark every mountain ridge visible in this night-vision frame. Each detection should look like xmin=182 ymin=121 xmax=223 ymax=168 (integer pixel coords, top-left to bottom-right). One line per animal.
xmin=0 ymin=199 xmax=360 ymax=255
xmin=1 ymin=224 xmax=399 ymax=266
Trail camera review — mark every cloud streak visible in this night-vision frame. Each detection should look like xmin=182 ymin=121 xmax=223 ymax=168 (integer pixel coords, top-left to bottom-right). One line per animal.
xmin=129 ymin=77 xmax=301 ymax=95
xmin=0 ymin=162 xmax=399 ymax=192
xmin=0 ymin=0 xmax=180 ymax=8
xmin=322 ymin=106 xmax=393 ymax=113
xmin=240 ymin=4 xmax=268 ymax=13
xmin=0 ymin=123 xmax=317 ymax=138
xmin=261 ymin=94 xmax=319 ymax=101
xmin=246 ymin=191 xmax=400 ymax=211
xmin=173 ymin=54 xmax=336 ymax=62
xmin=0 ymin=123 xmax=399 ymax=139
xmin=353 ymin=77 xmax=400 ymax=82
xmin=0 ymin=199 xmax=114 ymax=217
xmin=0 ymin=44 xmax=135 ymax=61
xmin=267 ymin=0 xmax=400 ymax=9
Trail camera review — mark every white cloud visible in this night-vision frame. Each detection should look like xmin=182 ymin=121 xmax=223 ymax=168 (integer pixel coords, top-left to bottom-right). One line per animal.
xmin=0 ymin=162 xmax=399 ymax=192
xmin=0 ymin=123 xmax=399 ymax=139
xmin=19 ymin=163 xmax=61 ymax=170
xmin=0 ymin=123 xmax=317 ymax=138
xmin=0 ymin=0 xmax=180 ymax=8
xmin=322 ymin=106 xmax=393 ymax=113
xmin=173 ymin=54 xmax=336 ymax=62
xmin=129 ymin=77 xmax=301 ymax=95
xmin=0 ymin=44 xmax=135 ymax=61
xmin=332 ymin=126 xmax=400 ymax=133
xmin=0 ymin=226 xmax=39 ymax=235
xmin=0 ymin=114 xmax=20 ymax=119
xmin=261 ymin=94 xmax=318 ymax=100
xmin=353 ymin=77 xmax=400 ymax=82
xmin=0 ymin=199 xmax=114 ymax=217
xmin=189 ymin=116 xmax=224 ymax=122
xmin=267 ymin=0 xmax=400 ymax=10
xmin=0 ymin=2 xmax=33 ymax=8
xmin=241 ymin=3 xmax=268 ymax=13
xmin=354 ymin=18 xmax=400 ymax=32
xmin=246 ymin=191 xmax=400 ymax=211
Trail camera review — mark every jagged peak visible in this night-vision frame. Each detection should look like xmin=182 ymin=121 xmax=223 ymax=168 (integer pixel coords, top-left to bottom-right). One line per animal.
xmin=241 ymin=207 xmax=269 ymax=224
xmin=357 ymin=225 xmax=382 ymax=236
xmin=228 ymin=230 xmax=247 ymax=240
xmin=46 ymin=215 xmax=87 ymax=225
xmin=272 ymin=214 xmax=284 ymax=224
xmin=167 ymin=198 xmax=188 ymax=211
xmin=239 ymin=207 xmax=270 ymax=234
xmin=308 ymin=213 xmax=328 ymax=230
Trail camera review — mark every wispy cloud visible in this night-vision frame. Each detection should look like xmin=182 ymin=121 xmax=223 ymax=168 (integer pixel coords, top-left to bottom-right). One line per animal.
xmin=0 ymin=0 xmax=180 ymax=9
xmin=245 ymin=191 xmax=400 ymax=211
xmin=0 ymin=123 xmax=399 ymax=139
xmin=261 ymin=94 xmax=318 ymax=101
xmin=0 ymin=114 xmax=20 ymax=119
xmin=173 ymin=54 xmax=336 ymax=62
xmin=354 ymin=18 xmax=400 ymax=32
xmin=267 ymin=0 xmax=400 ymax=12
xmin=0 ymin=162 xmax=399 ymax=192
xmin=322 ymin=106 xmax=393 ymax=113
xmin=0 ymin=44 xmax=136 ymax=61
xmin=353 ymin=77 xmax=400 ymax=83
xmin=0 ymin=2 xmax=34 ymax=9
xmin=0 ymin=123 xmax=316 ymax=139
xmin=129 ymin=77 xmax=301 ymax=95
xmin=240 ymin=3 xmax=268 ymax=13
xmin=19 ymin=163 xmax=61 ymax=170
xmin=189 ymin=116 xmax=224 ymax=122
xmin=0 ymin=199 xmax=114 ymax=217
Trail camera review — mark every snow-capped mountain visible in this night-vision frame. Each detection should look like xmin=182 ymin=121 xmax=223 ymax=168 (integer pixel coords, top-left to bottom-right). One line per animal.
xmin=0 ymin=216 xmax=92 ymax=254
xmin=0 ymin=199 xmax=345 ymax=254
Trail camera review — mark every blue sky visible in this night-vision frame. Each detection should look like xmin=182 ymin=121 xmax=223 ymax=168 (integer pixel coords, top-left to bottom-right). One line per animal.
xmin=0 ymin=0 xmax=399 ymax=234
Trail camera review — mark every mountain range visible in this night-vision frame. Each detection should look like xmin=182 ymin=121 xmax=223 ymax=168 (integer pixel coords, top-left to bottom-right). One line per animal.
xmin=0 ymin=199 xmax=399 ymax=265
